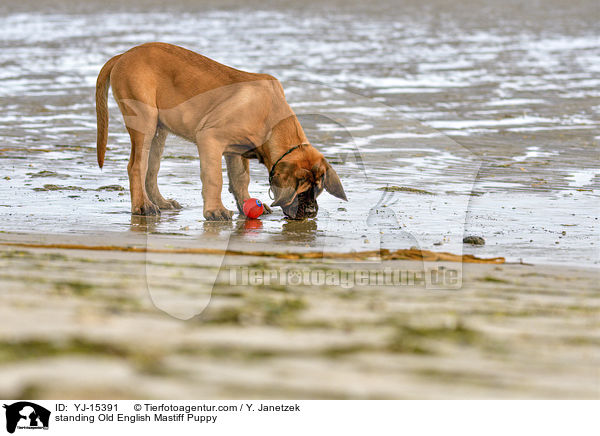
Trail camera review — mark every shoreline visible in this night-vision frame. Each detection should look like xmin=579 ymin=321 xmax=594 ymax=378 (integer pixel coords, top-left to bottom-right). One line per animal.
xmin=2 ymin=231 xmax=596 ymax=269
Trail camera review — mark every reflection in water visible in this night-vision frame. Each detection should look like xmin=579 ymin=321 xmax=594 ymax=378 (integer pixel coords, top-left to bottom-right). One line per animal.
xmin=236 ymin=218 xmax=263 ymax=235
xmin=130 ymin=210 xmax=183 ymax=233
xmin=280 ymin=219 xmax=318 ymax=243
xmin=202 ymin=219 xmax=234 ymax=235
xmin=130 ymin=215 xmax=161 ymax=233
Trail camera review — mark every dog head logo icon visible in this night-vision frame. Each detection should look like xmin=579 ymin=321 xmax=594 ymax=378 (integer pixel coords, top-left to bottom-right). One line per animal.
xmin=3 ymin=402 xmax=50 ymax=434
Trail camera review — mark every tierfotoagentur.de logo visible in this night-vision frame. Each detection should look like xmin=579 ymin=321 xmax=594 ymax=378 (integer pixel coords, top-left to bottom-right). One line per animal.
xmin=3 ymin=402 xmax=50 ymax=434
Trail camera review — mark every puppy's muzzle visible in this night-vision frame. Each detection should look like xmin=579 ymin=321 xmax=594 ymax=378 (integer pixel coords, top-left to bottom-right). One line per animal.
xmin=281 ymin=189 xmax=318 ymax=220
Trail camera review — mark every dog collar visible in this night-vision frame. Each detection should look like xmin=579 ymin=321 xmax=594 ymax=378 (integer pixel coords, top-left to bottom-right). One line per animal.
xmin=268 ymin=143 xmax=309 ymax=185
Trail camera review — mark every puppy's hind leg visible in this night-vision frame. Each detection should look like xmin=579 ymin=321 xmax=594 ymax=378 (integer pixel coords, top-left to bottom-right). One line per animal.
xmin=126 ymin=118 xmax=160 ymax=216
xmin=145 ymin=127 xmax=182 ymax=210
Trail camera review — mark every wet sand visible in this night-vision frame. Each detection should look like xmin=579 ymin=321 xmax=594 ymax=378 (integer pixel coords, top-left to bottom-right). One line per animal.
xmin=0 ymin=233 xmax=598 ymax=398
xmin=0 ymin=0 xmax=598 ymax=264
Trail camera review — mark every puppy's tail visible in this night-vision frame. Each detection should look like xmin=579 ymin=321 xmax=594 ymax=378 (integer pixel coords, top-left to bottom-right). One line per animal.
xmin=95 ymin=55 xmax=121 ymax=169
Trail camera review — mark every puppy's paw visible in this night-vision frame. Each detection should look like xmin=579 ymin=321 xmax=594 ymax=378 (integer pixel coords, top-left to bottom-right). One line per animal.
xmin=263 ymin=204 xmax=272 ymax=214
xmin=204 ymin=207 xmax=234 ymax=221
xmin=133 ymin=201 xmax=161 ymax=216
xmin=164 ymin=199 xmax=183 ymax=210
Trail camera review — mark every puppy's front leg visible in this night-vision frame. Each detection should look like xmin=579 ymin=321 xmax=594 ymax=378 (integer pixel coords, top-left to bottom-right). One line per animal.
xmin=225 ymin=154 xmax=251 ymax=214
xmin=225 ymin=154 xmax=272 ymax=216
xmin=197 ymin=133 xmax=234 ymax=221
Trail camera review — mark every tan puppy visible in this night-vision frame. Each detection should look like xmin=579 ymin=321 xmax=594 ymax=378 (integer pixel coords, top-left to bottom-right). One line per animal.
xmin=96 ymin=42 xmax=346 ymax=220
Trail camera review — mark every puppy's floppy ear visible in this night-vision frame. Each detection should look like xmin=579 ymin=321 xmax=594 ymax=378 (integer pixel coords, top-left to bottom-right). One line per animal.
xmin=271 ymin=187 xmax=296 ymax=207
xmin=324 ymin=161 xmax=347 ymax=201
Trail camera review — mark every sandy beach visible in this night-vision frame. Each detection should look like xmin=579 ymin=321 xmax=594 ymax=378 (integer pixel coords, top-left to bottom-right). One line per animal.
xmin=0 ymin=0 xmax=598 ymax=399
xmin=0 ymin=232 xmax=598 ymax=399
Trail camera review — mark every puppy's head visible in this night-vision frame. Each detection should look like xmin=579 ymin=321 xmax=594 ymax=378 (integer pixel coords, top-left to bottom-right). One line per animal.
xmin=270 ymin=146 xmax=346 ymax=219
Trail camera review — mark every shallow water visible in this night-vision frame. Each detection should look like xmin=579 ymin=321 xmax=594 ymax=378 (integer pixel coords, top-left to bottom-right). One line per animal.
xmin=0 ymin=0 xmax=598 ymax=265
